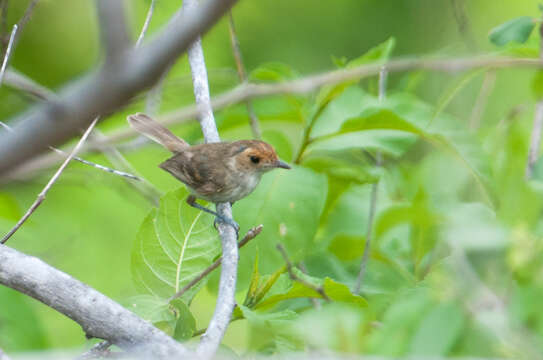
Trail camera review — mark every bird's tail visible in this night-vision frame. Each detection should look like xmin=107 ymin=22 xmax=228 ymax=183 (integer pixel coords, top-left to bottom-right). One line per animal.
xmin=127 ymin=113 xmax=188 ymax=153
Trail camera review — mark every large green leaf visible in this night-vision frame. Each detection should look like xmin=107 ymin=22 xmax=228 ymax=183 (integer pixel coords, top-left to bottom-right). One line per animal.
xmin=231 ymin=166 xmax=327 ymax=288
xmin=408 ymin=302 xmax=465 ymax=356
xmin=489 ymin=16 xmax=536 ymax=46
xmin=0 ymin=287 xmax=48 ymax=352
xmin=131 ymin=188 xmax=220 ymax=301
xmin=309 ymin=96 xmax=492 ymax=203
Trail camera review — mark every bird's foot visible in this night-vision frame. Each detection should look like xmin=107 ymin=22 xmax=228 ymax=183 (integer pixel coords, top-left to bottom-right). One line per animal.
xmin=213 ymin=216 xmax=240 ymax=238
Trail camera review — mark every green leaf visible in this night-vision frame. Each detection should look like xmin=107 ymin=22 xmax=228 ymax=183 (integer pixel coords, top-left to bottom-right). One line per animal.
xmin=0 ymin=192 xmax=21 ymax=221
xmin=172 ymin=299 xmax=196 ymax=341
xmin=310 ymin=97 xmax=492 ymax=204
xmin=532 ymin=70 xmax=543 ymax=99
xmin=408 ymin=302 xmax=464 ymax=356
xmin=256 ymin=275 xmax=367 ymax=309
xmin=302 ymin=149 xmax=380 ymax=184
xmin=314 ymin=38 xmax=395 ymax=113
xmin=0 ymin=287 xmax=48 ymax=352
xmin=327 ymin=233 xmax=365 ymax=261
xmin=125 ymin=295 xmax=176 ymax=324
xmin=244 ymin=250 xmax=261 ymax=307
xmin=346 ymin=37 xmax=396 ymax=68
xmin=131 ymin=188 xmax=220 ymax=301
xmin=249 ymin=62 xmax=299 ymax=82
xmin=489 ymin=16 xmax=536 ymax=46
xmin=232 ymin=166 xmax=327 ymax=288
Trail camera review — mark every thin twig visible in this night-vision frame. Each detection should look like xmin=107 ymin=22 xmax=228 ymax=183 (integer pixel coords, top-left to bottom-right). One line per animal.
xmin=136 ymin=0 xmax=156 ymax=47
xmin=354 ymin=67 xmax=386 ymax=294
xmin=3 ymin=56 xmax=543 ymax=180
xmin=182 ymin=1 xmax=240 ymax=358
xmin=298 ymin=262 xmax=321 ymax=309
xmin=14 ymin=0 xmax=39 ymax=37
xmin=449 ymin=0 xmax=477 ymax=51
xmin=1 ymin=117 xmax=140 ymax=181
xmin=0 ymin=24 xmax=17 ymax=86
xmin=228 ymin=11 xmax=261 ymax=139
xmin=1 ymin=117 xmax=99 ymax=244
xmin=276 ymin=244 xmax=330 ymax=301
xmin=469 ymin=70 xmax=496 ymax=131
xmin=169 ymin=225 xmax=263 ymax=301
xmin=96 ymin=57 xmax=543 ymax=147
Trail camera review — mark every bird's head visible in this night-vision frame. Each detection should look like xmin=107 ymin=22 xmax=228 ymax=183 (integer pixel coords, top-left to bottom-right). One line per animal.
xmin=232 ymin=140 xmax=291 ymax=174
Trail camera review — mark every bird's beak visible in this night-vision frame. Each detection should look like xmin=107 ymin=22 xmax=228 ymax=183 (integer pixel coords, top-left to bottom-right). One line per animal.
xmin=275 ymin=160 xmax=291 ymax=169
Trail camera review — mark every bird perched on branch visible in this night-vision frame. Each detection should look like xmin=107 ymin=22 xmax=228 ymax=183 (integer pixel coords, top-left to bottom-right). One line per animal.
xmin=127 ymin=113 xmax=291 ymax=233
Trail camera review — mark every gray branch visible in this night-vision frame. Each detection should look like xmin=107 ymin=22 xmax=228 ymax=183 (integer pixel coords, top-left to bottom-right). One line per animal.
xmin=182 ymin=0 xmax=239 ymax=358
xmin=0 ymin=245 xmax=189 ymax=358
xmin=3 ymin=56 xmax=542 ymax=181
xmin=96 ymin=0 xmax=131 ymax=62
xmin=0 ymin=0 xmax=239 ymax=175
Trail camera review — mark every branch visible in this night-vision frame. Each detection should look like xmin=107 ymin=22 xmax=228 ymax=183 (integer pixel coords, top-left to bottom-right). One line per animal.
xmin=170 ymin=225 xmax=263 ymax=301
xmin=0 ymin=245 xmax=189 ymax=358
xmin=96 ymin=0 xmax=130 ymax=62
xmin=276 ymin=244 xmax=330 ymax=301
xmin=228 ymin=11 xmax=261 ymax=139
xmin=0 ymin=0 xmax=240 ymax=175
xmin=181 ymin=1 xmax=240 ymax=358
xmin=0 ymin=347 xmax=10 ymax=360
xmin=97 ymin=56 xmax=543 ymax=146
xmin=0 ymin=24 xmax=16 ymax=86
xmin=136 ymin=0 xmax=157 ymax=48
xmin=2 ymin=56 xmax=543 ymax=180
xmin=354 ymin=67 xmax=386 ymax=293
xmin=1 ymin=117 xmax=99 ymax=244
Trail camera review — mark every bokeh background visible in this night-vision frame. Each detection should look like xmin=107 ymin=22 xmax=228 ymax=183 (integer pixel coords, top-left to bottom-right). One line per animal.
xmin=1 ymin=0 xmax=543 ymax=357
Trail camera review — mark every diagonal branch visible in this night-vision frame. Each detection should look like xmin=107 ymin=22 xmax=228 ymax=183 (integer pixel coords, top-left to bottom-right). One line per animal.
xmin=2 ymin=56 xmax=542 ymax=181
xmin=0 ymin=244 xmax=189 ymax=358
xmin=96 ymin=0 xmax=131 ymax=62
xmin=1 ymin=117 xmax=99 ymax=244
xmin=228 ymin=12 xmax=261 ymax=139
xmin=0 ymin=0 xmax=240 ymax=175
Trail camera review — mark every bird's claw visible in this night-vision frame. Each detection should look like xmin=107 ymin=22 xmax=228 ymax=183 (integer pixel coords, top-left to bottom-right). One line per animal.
xmin=213 ymin=216 xmax=240 ymax=238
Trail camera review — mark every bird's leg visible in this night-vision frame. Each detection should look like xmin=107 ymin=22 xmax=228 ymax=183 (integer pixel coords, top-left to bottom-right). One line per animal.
xmin=186 ymin=195 xmax=239 ymax=236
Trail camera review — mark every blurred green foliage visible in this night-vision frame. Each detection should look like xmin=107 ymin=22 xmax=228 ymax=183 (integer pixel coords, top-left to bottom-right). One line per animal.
xmin=2 ymin=0 xmax=543 ymax=358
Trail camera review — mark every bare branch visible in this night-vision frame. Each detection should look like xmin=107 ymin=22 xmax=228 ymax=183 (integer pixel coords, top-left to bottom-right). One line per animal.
xmin=354 ymin=67 xmax=386 ymax=294
xmin=1 ymin=117 xmax=99 ymax=244
xmin=136 ymin=0 xmax=157 ymax=48
xmin=76 ymin=340 xmax=113 ymax=360
xmin=0 ymin=245 xmax=189 ymax=358
xmin=0 ymin=0 xmax=240 ymax=175
xmin=97 ymin=57 xmax=543 ymax=146
xmin=0 ymin=24 xmax=17 ymax=86
xmin=2 ymin=56 xmax=542 ymax=180
xmin=4 ymin=69 xmax=57 ymax=100
xmin=469 ymin=70 xmax=496 ymax=131
xmin=170 ymin=225 xmax=263 ymax=301
xmin=228 ymin=12 xmax=261 ymax=139
xmin=96 ymin=0 xmax=131 ymax=62
xmin=276 ymin=244 xmax=330 ymax=301
xmin=181 ymin=1 xmax=240 ymax=358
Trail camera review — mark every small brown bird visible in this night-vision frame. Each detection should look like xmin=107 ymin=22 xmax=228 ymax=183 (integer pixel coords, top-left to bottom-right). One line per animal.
xmin=128 ymin=113 xmax=291 ymax=232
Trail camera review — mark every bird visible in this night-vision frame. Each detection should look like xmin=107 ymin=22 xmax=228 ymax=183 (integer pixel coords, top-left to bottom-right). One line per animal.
xmin=127 ymin=113 xmax=291 ymax=233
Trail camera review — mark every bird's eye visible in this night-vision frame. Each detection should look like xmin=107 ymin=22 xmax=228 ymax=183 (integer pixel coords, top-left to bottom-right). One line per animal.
xmin=250 ymin=155 xmax=260 ymax=164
